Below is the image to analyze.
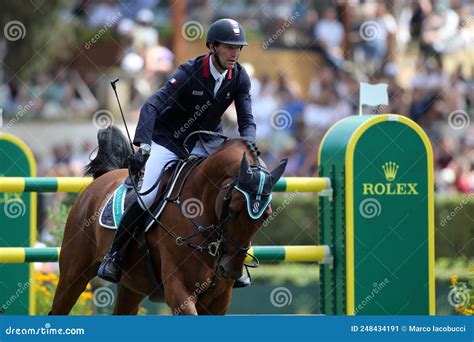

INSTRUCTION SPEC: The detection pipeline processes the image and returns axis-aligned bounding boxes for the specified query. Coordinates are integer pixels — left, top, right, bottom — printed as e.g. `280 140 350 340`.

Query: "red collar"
202 54 233 79
202 54 211 78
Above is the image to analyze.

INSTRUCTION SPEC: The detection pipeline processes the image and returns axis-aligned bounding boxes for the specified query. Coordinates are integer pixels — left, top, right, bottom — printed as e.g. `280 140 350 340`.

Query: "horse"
50 126 287 315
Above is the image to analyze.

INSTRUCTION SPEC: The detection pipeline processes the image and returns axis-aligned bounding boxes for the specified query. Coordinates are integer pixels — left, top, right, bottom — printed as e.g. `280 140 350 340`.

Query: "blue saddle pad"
99 184 128 229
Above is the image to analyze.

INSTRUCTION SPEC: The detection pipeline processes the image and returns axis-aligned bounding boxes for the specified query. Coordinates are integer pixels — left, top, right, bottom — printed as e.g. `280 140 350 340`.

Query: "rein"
134 156 259 265
127 135 261 284
168 173 259 269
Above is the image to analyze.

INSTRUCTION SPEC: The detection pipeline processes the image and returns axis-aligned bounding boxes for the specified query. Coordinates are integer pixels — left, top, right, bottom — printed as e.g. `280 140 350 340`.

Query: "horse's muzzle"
217 254 243 280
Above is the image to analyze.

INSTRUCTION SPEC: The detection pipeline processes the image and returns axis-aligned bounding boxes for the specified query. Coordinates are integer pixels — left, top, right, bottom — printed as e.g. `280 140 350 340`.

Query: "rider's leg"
137 143 179 210
97 200 147 283
98 143 178 283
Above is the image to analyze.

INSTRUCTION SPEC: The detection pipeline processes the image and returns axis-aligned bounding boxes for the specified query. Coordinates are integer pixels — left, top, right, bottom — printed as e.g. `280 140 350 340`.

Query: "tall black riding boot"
97 200 147 283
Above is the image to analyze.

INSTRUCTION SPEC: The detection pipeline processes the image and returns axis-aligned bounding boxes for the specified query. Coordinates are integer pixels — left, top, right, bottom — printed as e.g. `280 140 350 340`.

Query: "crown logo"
382 162 399 181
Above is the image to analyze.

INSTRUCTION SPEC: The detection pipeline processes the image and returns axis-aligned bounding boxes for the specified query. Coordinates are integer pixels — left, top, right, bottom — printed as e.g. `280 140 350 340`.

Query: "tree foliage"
1 1 78 80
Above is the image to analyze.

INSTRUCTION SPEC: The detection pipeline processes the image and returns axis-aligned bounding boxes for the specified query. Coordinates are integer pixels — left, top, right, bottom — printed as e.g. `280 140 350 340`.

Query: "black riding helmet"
206 19 247 70
206 18 248 48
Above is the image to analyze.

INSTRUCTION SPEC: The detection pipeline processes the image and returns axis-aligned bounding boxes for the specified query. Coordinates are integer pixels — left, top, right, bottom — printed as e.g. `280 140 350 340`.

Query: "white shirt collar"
209 54 227 81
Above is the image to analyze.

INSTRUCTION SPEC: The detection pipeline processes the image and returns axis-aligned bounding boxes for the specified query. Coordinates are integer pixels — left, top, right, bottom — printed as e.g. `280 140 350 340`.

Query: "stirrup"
98 251 123 283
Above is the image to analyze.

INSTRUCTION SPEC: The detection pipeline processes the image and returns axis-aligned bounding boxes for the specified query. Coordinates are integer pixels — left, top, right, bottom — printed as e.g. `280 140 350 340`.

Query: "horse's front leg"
163 278 198 315
160 262 196 315
196 279 234 315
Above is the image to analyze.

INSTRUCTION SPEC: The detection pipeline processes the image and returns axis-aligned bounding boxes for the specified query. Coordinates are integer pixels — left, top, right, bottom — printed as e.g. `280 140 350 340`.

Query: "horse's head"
216 150 287 280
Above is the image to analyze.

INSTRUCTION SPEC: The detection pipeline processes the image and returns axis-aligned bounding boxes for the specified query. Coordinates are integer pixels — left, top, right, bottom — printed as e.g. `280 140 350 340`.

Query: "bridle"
140 136 266 281
170 169 262 270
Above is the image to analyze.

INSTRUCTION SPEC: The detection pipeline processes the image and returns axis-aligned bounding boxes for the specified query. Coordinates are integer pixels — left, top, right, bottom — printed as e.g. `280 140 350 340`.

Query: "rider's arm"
234 67 256 142
133 68 187 147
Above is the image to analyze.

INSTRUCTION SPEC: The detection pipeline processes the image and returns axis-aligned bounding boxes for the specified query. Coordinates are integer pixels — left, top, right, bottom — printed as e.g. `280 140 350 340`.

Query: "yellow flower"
450 275 458 285
35 273 48 282
46 273 57 282
81 292 93 300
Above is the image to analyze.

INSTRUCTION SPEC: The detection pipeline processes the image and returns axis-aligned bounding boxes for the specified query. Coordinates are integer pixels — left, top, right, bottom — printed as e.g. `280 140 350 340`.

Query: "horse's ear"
239 152 250 180
270 158 288 183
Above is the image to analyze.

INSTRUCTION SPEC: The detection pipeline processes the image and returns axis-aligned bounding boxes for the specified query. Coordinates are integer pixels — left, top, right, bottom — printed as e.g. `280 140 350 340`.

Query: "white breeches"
138 139 217 209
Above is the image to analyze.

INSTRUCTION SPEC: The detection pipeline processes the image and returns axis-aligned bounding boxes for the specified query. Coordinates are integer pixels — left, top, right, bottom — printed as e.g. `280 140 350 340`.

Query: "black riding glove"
128 149 149 175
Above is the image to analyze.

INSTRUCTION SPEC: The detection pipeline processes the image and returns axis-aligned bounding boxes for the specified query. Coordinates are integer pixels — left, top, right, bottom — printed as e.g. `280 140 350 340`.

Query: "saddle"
99 155 205 230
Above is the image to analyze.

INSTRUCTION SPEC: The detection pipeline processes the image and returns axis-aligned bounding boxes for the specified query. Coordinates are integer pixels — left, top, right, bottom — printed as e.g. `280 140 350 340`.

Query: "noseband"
145 137 265 281
150 164 262 278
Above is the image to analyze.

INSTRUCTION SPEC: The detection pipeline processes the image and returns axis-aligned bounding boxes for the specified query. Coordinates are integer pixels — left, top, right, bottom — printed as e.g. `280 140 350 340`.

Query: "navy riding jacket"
133 53 256 158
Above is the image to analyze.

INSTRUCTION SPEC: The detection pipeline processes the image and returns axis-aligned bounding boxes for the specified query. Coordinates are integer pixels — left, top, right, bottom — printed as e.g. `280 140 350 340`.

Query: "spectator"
87 0 122 27
358 3 397 72
381 63 407 114
251 73 278 142
419 0 460 67
132 8 159 50
314 7 344 60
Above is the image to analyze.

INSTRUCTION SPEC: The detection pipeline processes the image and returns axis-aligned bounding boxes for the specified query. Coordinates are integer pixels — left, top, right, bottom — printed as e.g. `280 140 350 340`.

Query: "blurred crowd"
1 0 472 194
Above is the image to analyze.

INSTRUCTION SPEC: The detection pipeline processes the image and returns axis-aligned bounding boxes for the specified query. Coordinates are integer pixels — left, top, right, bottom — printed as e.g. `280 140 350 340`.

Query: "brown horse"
50 126 287 315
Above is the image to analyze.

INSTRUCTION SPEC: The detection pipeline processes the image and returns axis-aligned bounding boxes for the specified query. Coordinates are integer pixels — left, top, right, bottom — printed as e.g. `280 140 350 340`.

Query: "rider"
98 19 256 287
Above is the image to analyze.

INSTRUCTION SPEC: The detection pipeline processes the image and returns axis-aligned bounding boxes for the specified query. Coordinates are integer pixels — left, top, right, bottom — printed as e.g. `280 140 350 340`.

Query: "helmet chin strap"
211 46 227 71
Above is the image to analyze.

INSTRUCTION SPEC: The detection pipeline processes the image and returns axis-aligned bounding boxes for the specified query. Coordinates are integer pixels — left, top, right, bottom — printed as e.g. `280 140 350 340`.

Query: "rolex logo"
382 162 399 181
363 161 418 196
